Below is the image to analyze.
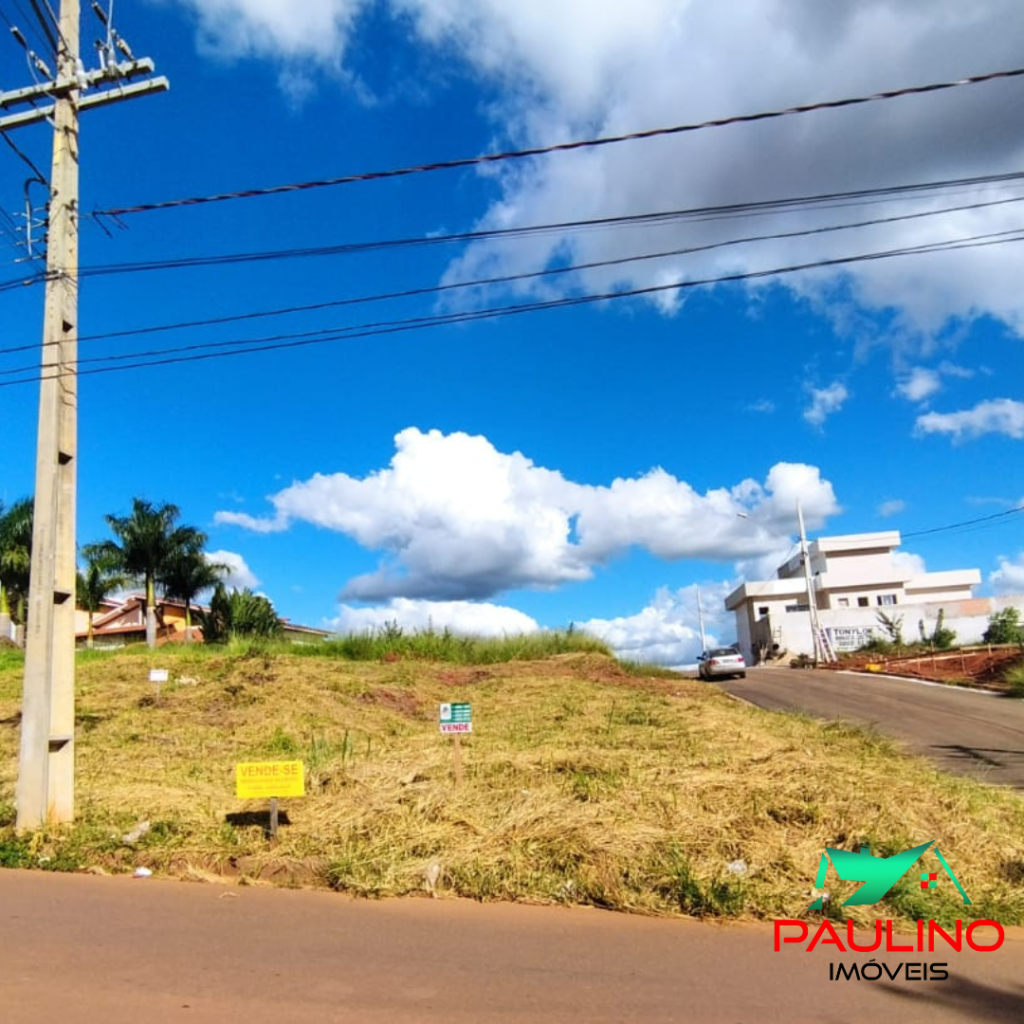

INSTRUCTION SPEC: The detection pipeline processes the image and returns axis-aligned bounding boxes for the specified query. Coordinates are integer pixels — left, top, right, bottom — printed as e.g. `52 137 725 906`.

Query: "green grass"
287 626 612 664
1004 660 1024 698
55 627 613 667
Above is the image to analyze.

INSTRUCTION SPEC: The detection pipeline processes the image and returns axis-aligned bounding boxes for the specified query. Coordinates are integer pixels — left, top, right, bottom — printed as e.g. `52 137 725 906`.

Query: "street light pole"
796 499 824 665
737 502 826 665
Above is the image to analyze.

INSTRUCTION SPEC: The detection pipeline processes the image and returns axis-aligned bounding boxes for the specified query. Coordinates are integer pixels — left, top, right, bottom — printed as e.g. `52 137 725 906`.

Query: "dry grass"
1 647 1022 925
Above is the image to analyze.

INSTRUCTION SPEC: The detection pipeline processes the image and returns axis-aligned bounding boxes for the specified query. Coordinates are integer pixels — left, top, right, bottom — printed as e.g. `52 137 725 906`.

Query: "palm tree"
200 584 282 643
75 552 128 649
160 547 228 642
84 498 205 650
0 497 34 644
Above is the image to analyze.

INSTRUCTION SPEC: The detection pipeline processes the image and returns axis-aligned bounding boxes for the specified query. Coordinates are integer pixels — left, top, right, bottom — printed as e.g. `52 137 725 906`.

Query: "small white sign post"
149 668 168 699
439 702 472 783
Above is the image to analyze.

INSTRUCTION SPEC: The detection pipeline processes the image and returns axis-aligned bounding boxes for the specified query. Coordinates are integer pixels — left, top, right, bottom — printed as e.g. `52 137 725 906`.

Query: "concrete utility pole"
796 499 824 665
4 0 168 830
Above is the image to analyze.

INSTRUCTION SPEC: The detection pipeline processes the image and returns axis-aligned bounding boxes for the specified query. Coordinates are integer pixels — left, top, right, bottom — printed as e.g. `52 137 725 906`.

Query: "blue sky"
2 0 1023 664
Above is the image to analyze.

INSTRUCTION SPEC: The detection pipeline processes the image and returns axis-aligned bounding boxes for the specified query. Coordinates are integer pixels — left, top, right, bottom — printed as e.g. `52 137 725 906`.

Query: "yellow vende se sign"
235 760 305 799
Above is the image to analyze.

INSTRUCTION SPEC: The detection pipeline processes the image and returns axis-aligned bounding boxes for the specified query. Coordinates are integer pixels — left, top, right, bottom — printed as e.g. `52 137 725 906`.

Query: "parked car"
697 647 746 680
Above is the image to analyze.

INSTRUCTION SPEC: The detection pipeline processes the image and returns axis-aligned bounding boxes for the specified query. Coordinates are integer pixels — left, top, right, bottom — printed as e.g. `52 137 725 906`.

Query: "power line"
3 226 1022 388
3 3 52 57
8 164 1024 299
3 175 1022 358
902 505 1024 539
70 189 1024 283
4 190 1019 362
26 0 58 55
92 65 1024 219
1 129 48 181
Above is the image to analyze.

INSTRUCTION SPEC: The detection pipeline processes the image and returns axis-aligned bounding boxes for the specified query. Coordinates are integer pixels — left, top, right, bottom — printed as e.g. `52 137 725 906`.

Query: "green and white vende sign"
439 702 472 734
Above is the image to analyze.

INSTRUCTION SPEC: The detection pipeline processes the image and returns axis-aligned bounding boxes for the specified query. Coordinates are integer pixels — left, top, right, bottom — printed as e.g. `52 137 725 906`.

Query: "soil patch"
840 647 1022 691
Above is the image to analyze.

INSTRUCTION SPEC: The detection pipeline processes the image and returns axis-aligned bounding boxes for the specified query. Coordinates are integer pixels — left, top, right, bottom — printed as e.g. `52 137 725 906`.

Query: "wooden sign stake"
269 797 279 839
452 735 463 784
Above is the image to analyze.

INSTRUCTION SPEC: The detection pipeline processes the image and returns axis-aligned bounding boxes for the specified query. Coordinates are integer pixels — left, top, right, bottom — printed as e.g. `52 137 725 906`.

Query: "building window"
758 606 769 617
785 604 810 613
837 598 849 607
877 594 897 606
857 597 869 607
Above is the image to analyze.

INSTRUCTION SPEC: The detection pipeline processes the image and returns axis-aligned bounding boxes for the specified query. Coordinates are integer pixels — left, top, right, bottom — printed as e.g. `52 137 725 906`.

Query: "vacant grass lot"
1 643 1022 926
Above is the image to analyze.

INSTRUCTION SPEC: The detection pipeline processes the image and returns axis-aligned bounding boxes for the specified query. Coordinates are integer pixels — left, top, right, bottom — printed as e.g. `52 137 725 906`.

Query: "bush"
984 608 1024 647
200 585 282 642
1004 661 1024 698
854 637 894 656
919 609 956 650
875 610 904 646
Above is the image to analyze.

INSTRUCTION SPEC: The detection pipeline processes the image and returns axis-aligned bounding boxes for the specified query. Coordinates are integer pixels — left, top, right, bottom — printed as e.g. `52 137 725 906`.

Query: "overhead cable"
2 227 1022 388
902 505 1024 539
2 179 1022 358
92 66 1024 218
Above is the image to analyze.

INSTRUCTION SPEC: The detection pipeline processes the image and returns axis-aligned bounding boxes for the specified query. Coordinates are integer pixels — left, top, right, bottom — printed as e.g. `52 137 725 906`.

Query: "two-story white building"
724 530 1000 663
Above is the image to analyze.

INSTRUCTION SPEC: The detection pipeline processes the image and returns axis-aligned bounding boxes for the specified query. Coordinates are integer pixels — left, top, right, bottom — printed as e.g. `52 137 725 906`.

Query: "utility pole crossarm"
0 58 158 111
0 77 169 132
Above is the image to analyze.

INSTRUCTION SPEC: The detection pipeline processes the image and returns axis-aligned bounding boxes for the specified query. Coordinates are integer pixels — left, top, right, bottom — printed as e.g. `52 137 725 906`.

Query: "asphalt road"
1 870 1022 1023
713 667 1024 790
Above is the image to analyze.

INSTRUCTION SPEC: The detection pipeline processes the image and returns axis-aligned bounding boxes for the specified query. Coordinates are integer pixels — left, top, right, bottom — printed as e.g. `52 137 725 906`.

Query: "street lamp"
736 502 828 665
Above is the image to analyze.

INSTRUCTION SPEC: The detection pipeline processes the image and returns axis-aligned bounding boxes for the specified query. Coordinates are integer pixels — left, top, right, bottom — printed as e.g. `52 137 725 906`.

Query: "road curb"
834 669 1004 696
725 692 760 710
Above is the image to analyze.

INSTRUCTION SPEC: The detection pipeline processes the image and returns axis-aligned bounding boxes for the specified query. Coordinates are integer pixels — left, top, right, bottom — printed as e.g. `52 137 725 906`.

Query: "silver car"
697 647 746 680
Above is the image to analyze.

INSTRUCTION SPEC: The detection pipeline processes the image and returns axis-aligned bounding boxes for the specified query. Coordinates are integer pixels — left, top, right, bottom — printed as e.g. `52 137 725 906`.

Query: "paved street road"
1 870 1022 1023
714 667 1024 790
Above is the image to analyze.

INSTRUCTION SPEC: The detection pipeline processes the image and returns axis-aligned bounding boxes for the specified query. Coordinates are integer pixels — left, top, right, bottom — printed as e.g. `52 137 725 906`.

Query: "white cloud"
175 1 1024 342
206 549 260 590
803 382 849 427
401 0 1024 342
915 398 1024 441
878 499 906 517
990 553 1024 594
579 583 735 667
747 399 776 414
216 427 841 601
896 363 977 403
892 550 927 577
897 368 942 403
938 362 975 381
330 597 540 635
175 0 369 63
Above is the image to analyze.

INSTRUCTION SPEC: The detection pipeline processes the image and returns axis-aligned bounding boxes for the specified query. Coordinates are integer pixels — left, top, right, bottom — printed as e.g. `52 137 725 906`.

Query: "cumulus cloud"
330 597 540 635
990 553 1024 594
877 499 906 517
896 363 977 403
174 0 369 63
897 368 942 403
171 0 371 99
915 398 1024 441
216 427 840 601
892 550 927 577
804 383 849 427
206 550 260 590
176 1 1024 343
579 583 735 667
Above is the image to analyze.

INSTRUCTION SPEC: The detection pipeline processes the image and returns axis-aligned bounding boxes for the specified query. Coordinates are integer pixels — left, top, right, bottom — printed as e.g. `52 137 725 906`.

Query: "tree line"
0 496 281 649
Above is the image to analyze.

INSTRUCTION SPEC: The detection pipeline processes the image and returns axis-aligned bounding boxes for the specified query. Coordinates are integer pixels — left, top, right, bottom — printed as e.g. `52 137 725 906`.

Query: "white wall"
751 595 1024 660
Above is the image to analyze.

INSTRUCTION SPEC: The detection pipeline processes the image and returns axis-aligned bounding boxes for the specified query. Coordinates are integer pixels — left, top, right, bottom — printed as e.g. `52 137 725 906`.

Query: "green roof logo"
808 840 971 909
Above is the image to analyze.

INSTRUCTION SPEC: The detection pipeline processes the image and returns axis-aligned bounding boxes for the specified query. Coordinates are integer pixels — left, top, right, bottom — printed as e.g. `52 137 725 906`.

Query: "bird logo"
808 841 971 909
